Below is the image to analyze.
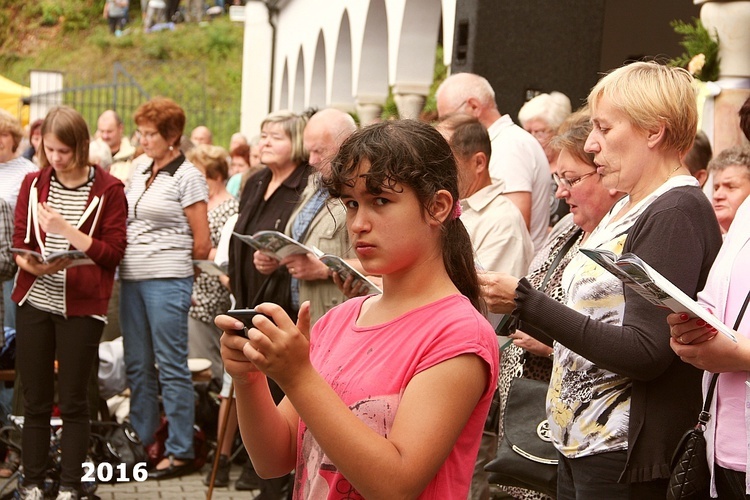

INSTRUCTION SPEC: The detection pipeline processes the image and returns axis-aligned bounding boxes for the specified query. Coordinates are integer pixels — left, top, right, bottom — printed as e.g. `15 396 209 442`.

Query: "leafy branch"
669 18 720 82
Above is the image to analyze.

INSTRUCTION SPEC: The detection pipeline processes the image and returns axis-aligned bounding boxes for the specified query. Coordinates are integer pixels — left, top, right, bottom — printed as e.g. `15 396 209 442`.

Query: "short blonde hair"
186 144 230 181
260 110 308 165
0 109 24 152
588 62 697 154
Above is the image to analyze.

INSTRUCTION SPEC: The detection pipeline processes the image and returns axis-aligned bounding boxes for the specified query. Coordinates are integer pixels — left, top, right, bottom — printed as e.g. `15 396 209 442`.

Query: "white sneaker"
16 485 43 500
57 488 78 500
55 487 79 500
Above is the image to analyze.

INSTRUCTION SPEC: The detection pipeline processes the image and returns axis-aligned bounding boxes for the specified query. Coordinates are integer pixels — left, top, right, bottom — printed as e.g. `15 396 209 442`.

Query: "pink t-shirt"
293 294 499 499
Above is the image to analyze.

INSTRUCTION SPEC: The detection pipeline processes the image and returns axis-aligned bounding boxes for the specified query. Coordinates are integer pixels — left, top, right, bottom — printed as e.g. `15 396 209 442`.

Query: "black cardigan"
514 186 723 483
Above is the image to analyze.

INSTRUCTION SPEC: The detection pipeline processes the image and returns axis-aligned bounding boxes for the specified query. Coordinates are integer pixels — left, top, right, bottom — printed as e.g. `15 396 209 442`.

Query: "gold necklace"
666 165 682 181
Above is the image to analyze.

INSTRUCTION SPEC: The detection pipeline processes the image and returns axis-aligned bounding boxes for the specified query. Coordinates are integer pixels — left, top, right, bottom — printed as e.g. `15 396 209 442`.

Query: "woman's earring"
169 145 174 151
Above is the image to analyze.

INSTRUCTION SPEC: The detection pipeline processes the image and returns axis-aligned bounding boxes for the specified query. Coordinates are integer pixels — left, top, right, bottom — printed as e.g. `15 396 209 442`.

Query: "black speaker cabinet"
452 0 605 119
451 0 700 119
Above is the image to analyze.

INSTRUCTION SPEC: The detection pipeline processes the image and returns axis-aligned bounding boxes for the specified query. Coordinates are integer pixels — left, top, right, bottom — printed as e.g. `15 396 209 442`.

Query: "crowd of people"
0 60 749 500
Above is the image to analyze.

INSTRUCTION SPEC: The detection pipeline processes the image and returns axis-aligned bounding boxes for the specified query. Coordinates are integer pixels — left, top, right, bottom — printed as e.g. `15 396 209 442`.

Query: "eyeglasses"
450 100 468 115
528 128 554 140
553 171 597 189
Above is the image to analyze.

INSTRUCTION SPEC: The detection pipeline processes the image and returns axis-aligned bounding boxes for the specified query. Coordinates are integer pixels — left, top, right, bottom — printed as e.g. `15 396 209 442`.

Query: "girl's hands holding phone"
217 301 315 389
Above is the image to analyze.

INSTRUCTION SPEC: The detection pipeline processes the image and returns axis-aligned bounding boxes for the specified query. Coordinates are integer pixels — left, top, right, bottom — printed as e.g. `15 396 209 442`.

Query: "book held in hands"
580 248 737 343
233 230 382 294
10 248 94 267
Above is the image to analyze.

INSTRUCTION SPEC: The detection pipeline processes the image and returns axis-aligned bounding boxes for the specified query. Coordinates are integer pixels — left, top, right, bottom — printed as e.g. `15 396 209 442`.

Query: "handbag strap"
538 228 583 292
700 289 750 425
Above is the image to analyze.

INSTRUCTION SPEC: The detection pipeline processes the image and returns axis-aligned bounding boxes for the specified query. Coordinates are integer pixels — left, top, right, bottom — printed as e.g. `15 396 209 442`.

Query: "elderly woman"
185 144 238 383
0 109 37 332
480 62 723 498
518 92 573 227
708 145 750 234
518 91 572 169
227 110 310 496
119 97 211 480
0 110 37 211
491 107 622 500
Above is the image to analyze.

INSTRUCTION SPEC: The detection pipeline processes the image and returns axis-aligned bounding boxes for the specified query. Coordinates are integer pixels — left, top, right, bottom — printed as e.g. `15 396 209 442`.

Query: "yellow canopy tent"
0 74 30 127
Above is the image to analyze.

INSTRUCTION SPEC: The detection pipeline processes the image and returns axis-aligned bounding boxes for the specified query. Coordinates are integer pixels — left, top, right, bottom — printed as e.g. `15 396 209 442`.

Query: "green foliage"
143 36 171 60
63 7 91 33
40 2 64 27
205 23 238 59
669 18 720 82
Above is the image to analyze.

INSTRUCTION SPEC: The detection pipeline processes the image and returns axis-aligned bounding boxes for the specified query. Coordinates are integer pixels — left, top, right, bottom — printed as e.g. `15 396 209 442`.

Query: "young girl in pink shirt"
216 119 499 499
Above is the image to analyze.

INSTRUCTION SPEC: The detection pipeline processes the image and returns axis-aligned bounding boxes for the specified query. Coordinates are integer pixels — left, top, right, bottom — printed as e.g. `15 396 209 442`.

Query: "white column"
392 83 430 120
240 1 274 137
698 0 750 153
355 95 385 126
700 1 750 79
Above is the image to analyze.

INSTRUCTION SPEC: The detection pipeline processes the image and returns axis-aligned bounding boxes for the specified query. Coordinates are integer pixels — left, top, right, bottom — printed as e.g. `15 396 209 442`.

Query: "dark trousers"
715 465 749 499
557 450 668 500
16 303 102 489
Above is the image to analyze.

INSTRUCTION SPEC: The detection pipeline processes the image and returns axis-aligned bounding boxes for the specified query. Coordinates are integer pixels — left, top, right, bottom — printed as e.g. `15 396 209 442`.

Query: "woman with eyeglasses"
480 62 723 498
487 107 622 500
519 92 573 228
119 97 211 480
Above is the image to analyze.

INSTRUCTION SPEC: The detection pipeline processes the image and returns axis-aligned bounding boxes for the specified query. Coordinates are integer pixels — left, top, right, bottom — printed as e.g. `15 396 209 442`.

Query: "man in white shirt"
438 114 533 277
437 72 550 251
97 110 136 189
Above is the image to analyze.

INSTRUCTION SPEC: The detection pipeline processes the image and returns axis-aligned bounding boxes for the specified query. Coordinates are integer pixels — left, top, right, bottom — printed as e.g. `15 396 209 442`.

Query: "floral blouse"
189 197 239 323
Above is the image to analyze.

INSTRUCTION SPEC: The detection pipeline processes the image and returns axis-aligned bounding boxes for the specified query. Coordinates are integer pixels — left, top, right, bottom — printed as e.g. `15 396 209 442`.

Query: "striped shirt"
120 154 208 280
0 156 38 210
27 169 94 317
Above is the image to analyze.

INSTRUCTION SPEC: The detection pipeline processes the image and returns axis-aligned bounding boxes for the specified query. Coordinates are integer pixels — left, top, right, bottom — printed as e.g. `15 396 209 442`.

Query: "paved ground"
95 462 259 500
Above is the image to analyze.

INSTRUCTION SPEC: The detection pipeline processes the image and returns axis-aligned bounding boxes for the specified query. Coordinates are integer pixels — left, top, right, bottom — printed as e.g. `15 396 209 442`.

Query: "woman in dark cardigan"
479 62 723 499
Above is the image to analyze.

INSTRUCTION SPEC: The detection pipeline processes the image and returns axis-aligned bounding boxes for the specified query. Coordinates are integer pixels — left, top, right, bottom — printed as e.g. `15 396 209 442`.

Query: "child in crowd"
12 106 127 500
216 119 499 498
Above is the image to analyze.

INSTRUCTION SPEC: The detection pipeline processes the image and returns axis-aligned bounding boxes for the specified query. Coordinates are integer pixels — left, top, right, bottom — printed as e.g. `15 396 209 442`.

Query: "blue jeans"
120 278 195 459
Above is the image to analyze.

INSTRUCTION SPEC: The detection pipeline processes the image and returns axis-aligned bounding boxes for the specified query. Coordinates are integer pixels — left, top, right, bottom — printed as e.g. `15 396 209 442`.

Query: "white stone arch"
391 0 442 86
293 47 305 112
355 0 389 105
309 31 327 110
330 9 354 111
279 59 290 112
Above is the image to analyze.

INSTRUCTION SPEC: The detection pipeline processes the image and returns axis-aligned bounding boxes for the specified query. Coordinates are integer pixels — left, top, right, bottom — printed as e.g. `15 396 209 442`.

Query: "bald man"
190 125 213 146
303 107 357 174
97 109 136 189
437 73 550 252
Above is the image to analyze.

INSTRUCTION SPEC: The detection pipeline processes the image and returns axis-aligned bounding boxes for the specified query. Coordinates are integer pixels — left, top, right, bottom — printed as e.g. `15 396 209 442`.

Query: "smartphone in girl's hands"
225 309 273 337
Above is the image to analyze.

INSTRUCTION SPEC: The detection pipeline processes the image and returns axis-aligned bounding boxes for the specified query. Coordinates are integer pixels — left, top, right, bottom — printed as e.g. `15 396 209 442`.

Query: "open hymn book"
580 248 737 343
10 248 94 267
233 230 382 294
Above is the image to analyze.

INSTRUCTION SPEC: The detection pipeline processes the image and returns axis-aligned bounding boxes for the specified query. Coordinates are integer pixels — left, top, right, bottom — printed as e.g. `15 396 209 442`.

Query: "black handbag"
91 421 149 482
485 377 558 498
666 374 717 500
666 289 750 500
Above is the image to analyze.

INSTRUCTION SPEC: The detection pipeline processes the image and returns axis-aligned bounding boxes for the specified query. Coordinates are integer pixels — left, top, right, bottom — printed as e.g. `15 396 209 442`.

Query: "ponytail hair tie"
452 200 462 220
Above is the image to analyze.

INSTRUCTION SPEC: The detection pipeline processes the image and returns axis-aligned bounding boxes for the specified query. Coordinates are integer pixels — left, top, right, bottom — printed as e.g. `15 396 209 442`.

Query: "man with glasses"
436 73 550 253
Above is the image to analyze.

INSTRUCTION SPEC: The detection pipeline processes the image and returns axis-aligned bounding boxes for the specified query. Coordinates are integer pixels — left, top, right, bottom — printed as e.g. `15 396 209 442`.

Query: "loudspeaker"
452 0 606 119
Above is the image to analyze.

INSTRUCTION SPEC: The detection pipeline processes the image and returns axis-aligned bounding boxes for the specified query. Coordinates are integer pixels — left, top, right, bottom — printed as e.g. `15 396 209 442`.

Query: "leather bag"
667 289 750 500
485 377 558 498
90 421 149 482
666 374 717 500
